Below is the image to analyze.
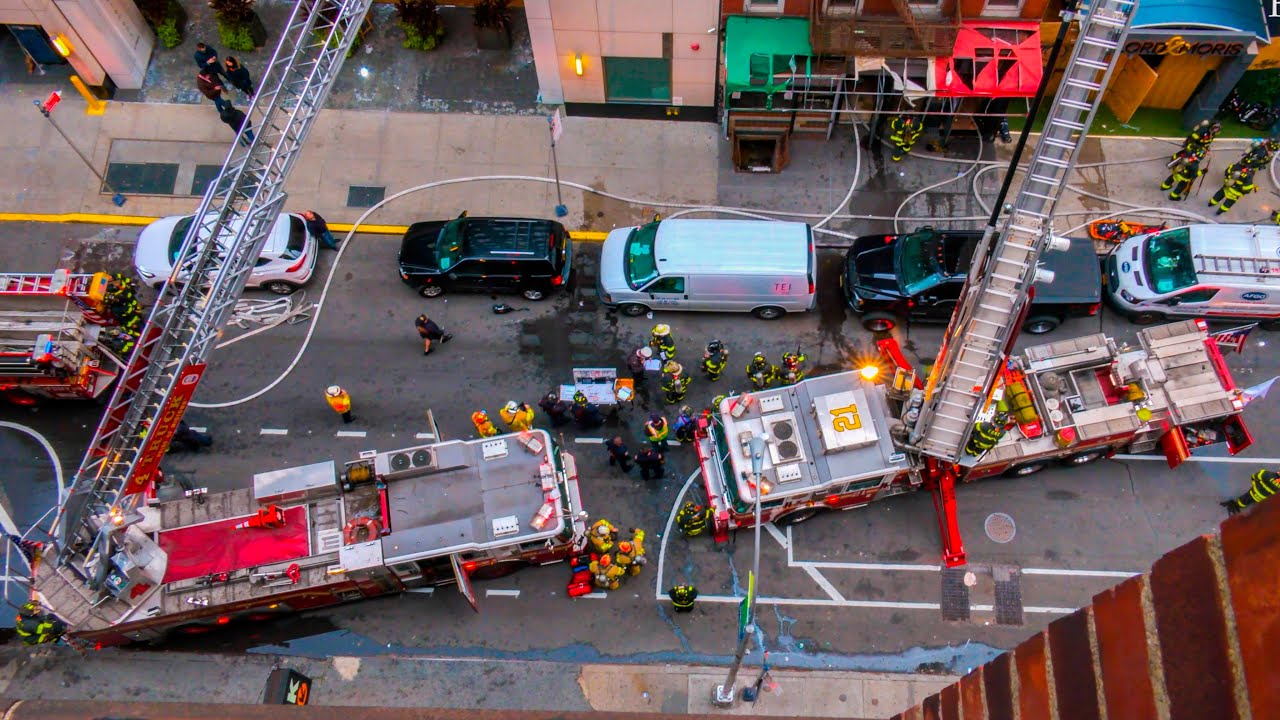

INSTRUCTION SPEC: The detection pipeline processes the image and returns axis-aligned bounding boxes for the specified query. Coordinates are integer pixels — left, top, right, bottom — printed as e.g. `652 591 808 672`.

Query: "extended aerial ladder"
904 0 1136 564
43 0 373 614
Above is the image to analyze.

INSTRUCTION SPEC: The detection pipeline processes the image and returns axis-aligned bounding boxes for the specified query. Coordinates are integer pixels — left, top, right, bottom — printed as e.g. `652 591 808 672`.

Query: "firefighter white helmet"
639 347 653 359
326 385 343 397
504 400 519 413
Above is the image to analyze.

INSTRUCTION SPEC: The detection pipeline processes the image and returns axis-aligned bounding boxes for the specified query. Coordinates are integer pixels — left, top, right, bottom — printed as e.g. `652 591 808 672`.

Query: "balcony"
810 1 961 58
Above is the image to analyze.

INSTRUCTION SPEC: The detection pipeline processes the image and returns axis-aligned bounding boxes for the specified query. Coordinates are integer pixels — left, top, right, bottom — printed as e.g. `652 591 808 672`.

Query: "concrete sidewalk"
0 646 955 718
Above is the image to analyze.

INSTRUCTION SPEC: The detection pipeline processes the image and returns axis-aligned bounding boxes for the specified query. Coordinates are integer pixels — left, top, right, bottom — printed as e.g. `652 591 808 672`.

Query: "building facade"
525 0 720 120
1 0 152 91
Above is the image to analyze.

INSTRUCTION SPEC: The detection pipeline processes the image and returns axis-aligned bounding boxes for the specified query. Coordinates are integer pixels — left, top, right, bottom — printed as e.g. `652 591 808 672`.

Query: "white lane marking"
260 428 289 436
415 432 436 440
0 575 30 583
1022 606 1078 615
800 564 846 602
803 561 942 572
792 559 1137 578
406 587 435 594
582 592 608 599
0 421 65 504
674 594 1075 614
335 430 367 438
188 426 208 433
486 589 520 597
1022 568 1138 578
1113 454 1279 464
763 522 789 550
574 437 605 444
653 468 702 601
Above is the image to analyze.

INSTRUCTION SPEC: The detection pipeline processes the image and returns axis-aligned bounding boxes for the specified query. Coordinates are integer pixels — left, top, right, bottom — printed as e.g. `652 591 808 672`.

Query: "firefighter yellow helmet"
664 361 682 375
652 324 671 337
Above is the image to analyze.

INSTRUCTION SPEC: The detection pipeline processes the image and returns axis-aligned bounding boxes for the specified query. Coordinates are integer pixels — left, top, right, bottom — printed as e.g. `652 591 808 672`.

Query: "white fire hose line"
0 422 66 576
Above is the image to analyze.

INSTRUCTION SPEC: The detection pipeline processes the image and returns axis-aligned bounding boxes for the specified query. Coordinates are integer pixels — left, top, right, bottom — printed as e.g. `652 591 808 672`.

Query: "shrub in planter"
210 0 267 51
473 0 512 51
135 0 186 49
316 6 374 59
396 0 446 52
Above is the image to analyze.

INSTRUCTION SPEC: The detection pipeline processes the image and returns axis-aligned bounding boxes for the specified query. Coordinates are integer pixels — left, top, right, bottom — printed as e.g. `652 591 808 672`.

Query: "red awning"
935 22 1042 98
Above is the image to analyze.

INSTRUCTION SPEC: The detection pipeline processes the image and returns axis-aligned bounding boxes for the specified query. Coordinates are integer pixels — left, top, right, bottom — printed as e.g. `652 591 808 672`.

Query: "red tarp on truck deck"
158 506 310 583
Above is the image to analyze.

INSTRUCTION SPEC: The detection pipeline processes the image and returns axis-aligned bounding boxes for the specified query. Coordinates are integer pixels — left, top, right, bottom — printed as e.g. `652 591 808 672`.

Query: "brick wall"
892 496 1280 720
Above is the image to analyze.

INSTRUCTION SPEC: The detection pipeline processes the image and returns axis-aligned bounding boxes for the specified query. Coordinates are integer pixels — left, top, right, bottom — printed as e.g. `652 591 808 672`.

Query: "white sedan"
133 212 316 295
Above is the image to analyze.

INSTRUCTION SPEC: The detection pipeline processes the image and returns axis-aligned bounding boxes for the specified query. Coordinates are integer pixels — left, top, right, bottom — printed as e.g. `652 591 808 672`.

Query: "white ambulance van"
1105 224 1280 329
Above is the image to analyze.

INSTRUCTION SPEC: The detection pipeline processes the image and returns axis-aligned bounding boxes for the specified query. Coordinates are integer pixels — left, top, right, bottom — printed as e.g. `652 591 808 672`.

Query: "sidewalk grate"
191 165 223 197
347 185 386 208
104 162 179 195
940 567 971 622
992 565 1024 626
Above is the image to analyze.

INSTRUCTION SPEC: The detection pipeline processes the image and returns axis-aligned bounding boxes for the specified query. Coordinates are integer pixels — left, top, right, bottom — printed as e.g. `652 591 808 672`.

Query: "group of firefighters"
585 519 647 590
628 325 810 403
1161 120 1279 216
98 273 146 358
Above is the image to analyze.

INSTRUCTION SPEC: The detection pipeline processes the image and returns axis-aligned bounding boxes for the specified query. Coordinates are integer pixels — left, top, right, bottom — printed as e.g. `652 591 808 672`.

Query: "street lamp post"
713 433 766 707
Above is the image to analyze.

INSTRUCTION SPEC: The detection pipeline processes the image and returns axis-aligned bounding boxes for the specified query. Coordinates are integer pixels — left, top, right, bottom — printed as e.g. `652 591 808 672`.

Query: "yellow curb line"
0 213 611 241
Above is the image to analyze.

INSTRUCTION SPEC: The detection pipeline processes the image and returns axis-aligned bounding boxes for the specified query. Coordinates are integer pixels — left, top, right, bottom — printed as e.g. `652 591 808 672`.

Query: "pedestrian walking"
196 69 230 113
223 56 255 97
415 313 452 355
499 401 535 432
676 501 712 537
193 42 222 77
606 436 633 473
471 410 499 437
1209 167 1256 215
539 392 571 427
636 447 665 481
1221 468 1279 515
325 385 354 424
303 210 339 250
218 105 255 147
668 584 698 612
889 114 923 162
644 412 670 452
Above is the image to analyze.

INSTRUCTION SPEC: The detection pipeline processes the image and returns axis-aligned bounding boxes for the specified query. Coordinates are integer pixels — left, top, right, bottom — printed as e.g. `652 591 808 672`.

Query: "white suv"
134 212 316 295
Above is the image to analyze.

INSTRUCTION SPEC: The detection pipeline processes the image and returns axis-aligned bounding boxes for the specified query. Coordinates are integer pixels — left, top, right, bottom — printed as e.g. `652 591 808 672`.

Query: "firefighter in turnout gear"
662 361 691 404
668 584 698 612
14 602 66 646
589 518 619 554
471 410 499 437
1209 167 1256 215
889 115 922 162
780 350 807 385
1171 119 1220 163
1220 468 1280 514
676 500 711 537
628 528 647 575
1161 146 1206 201
499 401 535 432
650 324 676 361
702 340 728 381
589 554 625 590
747 353 776 390
965 413 1011 456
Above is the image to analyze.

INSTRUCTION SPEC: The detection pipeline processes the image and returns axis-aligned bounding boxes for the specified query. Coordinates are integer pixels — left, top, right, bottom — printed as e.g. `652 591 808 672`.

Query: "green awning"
724 15 813 95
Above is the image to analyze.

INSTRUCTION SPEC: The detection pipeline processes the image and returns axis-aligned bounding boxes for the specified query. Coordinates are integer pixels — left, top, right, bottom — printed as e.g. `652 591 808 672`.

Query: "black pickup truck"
842 227 1102 334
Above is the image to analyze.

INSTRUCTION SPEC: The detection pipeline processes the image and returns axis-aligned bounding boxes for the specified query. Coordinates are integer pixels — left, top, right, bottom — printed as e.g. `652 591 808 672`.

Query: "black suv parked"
398 214 572 300
843 226 1102 334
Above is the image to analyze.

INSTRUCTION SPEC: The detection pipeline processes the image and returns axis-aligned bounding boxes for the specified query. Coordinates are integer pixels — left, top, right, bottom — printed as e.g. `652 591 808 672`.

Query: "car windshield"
167 216 196 264
1143 227 1196 294
624 223 660 290
437 222 464 271
894 230 944 295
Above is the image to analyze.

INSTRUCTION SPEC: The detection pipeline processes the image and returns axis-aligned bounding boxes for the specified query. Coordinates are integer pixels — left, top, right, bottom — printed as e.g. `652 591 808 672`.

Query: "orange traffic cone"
233 505 286 530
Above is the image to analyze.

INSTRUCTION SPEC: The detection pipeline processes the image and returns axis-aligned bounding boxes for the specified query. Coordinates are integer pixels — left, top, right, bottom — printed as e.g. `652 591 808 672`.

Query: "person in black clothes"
539 392 571 427
218 106 255 147
303 210 338 250
193 42 222 77
223 56 255 97
636 447 665 481
606 436 633 473
415 313 452 355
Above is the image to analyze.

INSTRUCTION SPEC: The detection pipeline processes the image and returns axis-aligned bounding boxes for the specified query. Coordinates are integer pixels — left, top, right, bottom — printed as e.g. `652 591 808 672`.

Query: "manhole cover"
985 513 1016 543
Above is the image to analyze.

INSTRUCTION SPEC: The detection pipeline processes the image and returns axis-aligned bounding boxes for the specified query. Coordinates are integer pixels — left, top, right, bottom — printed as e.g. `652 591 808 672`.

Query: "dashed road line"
259 428 288 436
670 594 1075 615
486 589 520 598
574 437 605 444
1022 568 1137 578
1113 454 1279 464
414 432 436 440
335 430 367 438
406 587 435 594
188 426 208 433
581 592 608 599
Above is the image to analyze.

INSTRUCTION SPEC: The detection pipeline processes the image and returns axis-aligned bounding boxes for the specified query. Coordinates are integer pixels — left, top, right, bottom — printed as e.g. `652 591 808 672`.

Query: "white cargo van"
1105 224 1280 329
596 219 816 320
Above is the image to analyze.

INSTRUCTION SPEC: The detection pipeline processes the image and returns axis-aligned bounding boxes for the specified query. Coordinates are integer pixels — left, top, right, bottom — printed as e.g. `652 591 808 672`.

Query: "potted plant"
209 0 268 52
395 0 446 52
134 0 187 49
473 0 512 51
316 5 374 59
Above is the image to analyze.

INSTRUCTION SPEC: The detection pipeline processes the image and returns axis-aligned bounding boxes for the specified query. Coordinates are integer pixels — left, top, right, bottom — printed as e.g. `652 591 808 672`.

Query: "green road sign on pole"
737 572 755 640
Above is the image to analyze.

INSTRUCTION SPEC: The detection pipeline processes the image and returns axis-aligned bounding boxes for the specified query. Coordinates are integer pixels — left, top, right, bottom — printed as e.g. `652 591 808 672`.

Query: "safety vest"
646 419 669 442
326 391 351 413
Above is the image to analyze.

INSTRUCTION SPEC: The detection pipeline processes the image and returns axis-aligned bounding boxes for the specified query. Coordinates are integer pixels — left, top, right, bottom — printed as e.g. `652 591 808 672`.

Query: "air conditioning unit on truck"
693 320 1250 558
0 270 128 402
34 430 586 647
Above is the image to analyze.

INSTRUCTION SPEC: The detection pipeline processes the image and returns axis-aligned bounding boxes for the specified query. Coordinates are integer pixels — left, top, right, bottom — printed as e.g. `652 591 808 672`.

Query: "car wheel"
774 508 821 526
861 312 897 333
1129 311 1166 326
620 303 649 317
1005 461 1048 478
264 281 298 296
522 289 546 301
1060 449 1106 466
468 560 529 580
1023 315 1062 335
753 306 785 320
419 285 445 298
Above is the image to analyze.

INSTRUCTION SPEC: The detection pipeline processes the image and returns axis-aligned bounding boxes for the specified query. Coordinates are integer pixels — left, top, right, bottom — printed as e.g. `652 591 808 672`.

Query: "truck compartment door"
1222 416 1253 455
450 554 479 612
1161 428 1190 469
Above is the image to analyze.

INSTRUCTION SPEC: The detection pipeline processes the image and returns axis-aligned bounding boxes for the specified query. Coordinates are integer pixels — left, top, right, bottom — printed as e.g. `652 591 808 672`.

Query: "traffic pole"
34 94 125 207
713 434 766 707
548 113 567 218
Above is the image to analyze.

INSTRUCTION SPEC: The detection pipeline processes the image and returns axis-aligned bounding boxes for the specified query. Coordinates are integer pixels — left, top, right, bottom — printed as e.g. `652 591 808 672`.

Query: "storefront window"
603 57 672 104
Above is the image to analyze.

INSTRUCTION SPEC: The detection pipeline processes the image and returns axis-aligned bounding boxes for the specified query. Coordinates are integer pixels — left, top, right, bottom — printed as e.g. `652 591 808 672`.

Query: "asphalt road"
1 218 1277 675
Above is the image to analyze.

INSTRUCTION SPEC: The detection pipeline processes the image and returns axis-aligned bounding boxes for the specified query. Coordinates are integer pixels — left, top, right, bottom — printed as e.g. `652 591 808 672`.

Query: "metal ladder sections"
1194 253 1280 278
910 0 1136 463
0 271 95 296
53 0 374 586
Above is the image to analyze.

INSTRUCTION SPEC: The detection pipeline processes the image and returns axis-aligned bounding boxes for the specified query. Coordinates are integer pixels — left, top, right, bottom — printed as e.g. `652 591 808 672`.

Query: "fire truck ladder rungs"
0 271 94 297
1193 253 1280 278
51 0 374 594
911 0 1135 464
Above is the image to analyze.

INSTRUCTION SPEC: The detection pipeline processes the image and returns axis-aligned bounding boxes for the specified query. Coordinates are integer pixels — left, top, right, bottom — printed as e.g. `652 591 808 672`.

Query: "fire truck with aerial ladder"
694 0 1252 565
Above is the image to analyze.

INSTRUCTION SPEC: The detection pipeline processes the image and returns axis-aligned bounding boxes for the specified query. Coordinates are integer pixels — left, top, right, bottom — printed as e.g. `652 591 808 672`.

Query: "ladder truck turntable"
696 0 1252 563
